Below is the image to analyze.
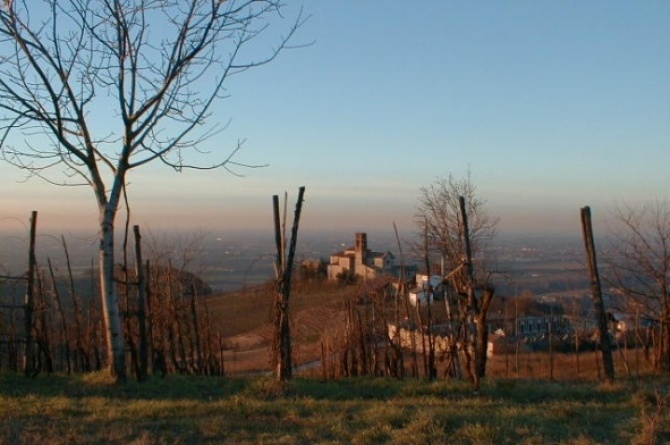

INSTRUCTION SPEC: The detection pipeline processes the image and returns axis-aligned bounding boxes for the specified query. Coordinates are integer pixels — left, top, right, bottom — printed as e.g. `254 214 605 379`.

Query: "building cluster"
319 231 650 357
326 232 401 282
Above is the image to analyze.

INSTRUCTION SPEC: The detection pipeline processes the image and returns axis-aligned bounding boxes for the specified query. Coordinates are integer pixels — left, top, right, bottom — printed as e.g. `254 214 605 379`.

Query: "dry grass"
486 348 657 381
2 372 669 445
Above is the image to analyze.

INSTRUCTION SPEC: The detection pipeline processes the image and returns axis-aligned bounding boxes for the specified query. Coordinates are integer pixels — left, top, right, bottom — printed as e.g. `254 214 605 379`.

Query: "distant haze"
1 174 613 239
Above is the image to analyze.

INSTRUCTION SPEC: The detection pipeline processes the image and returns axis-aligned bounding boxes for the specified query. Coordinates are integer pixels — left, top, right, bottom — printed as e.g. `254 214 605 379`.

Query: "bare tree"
605 200 670 372
415 172 499 283
415 173 499 385
0 0 303 382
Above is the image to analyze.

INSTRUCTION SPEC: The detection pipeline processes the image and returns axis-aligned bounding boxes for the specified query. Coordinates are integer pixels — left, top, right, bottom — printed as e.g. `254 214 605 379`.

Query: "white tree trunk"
99 203 126 382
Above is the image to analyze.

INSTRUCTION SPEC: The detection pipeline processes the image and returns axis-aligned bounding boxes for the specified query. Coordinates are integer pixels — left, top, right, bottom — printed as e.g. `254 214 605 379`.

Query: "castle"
326 233 397 281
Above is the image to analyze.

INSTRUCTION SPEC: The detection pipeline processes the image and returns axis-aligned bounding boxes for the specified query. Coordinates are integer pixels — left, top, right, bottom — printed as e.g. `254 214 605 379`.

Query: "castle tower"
355 232 367 265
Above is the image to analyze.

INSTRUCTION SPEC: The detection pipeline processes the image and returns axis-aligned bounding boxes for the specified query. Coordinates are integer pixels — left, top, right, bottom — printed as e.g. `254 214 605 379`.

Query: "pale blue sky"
1 1 668 239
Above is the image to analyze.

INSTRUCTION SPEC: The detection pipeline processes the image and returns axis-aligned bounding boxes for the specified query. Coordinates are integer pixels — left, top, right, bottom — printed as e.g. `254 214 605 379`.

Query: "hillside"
206 279 357 374
208 277 659 383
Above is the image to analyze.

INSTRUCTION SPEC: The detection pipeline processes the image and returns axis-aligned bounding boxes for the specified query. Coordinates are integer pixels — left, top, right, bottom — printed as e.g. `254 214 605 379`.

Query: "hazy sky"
1 1 668 239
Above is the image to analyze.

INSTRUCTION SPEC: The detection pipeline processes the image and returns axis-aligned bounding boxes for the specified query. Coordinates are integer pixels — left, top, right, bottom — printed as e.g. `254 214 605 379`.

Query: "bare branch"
0 0 303 188
604 200 670 321
414 170 499 285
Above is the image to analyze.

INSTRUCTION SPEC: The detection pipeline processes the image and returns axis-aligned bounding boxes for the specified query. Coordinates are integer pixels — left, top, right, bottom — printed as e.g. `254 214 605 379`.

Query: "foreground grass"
1 372 669 445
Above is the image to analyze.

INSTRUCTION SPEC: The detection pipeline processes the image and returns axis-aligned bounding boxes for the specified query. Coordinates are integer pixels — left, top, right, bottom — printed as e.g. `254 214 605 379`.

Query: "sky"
1 1 668 241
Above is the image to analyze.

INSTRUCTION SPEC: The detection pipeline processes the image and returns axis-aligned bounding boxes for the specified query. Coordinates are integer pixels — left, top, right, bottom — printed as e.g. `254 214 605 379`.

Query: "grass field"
2 371 669 445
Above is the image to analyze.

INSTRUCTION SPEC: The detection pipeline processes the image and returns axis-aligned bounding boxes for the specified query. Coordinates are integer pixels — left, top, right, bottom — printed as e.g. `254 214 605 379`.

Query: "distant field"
0 228 589 295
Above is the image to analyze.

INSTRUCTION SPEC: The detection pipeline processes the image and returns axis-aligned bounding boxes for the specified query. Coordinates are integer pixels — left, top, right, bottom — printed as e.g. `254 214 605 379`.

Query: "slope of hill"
206 280 356 374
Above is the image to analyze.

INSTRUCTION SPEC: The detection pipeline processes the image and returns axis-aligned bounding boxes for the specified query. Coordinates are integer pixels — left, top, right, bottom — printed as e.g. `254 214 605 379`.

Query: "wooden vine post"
272 187 306 382
580 206 615 384
23 210 38 377
133 225 149 380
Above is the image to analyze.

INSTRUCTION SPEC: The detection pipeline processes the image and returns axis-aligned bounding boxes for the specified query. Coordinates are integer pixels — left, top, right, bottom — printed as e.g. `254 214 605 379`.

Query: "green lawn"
2 372 668 444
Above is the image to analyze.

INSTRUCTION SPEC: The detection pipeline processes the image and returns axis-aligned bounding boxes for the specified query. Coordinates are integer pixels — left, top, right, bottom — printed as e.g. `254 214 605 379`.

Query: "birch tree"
0 0 302 382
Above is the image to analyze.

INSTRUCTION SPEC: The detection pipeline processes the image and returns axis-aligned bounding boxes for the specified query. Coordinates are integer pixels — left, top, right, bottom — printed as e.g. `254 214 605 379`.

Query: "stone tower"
355 232 367 265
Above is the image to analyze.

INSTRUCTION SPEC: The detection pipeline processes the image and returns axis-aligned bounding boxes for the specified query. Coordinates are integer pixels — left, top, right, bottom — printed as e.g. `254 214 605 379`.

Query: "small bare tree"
415 172 499 385
0 0 303 382
415 172 499 279
605 200 670 373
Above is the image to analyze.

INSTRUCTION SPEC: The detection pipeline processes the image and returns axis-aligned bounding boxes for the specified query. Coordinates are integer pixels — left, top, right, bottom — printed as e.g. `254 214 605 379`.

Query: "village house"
327 232 397 282
408 274 443 306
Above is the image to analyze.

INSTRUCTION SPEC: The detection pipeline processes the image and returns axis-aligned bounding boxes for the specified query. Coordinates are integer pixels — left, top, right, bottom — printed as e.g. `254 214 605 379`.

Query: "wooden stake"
23 211 37 377
133 225 148 380
580 206 615 384
273 187 306 382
